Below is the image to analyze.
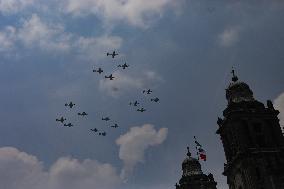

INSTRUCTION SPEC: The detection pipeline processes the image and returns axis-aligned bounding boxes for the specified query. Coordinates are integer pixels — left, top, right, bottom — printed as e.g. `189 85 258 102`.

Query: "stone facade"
217 73 284 189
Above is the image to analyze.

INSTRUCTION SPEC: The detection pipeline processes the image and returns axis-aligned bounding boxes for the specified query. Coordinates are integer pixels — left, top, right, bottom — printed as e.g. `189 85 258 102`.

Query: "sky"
0 0 284 189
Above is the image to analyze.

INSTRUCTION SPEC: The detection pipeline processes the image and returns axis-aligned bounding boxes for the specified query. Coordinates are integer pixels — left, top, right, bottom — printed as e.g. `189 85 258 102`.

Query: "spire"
231 67 238 82
187 146 191 157
226 68 255 104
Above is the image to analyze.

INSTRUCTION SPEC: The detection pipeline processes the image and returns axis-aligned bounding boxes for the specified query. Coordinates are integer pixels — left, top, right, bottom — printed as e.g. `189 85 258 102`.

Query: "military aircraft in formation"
118 62 129 69
91 128 106 136
90 128 98 132
56 50 161 138
93 68 103 74
107 51 118 58
78 112 88 116
65 102 75 108
99 132 107 136
151 97 160 102
102 117 110 121
56 116 66 123
137 108 146 112
64 123 73 127
111 124 119 128
129 101 139 106
143 89 153 94
105 74 115 80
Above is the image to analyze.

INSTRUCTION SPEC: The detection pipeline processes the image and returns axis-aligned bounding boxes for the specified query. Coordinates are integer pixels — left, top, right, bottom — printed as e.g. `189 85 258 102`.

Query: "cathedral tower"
217 70 284 189
175 147 217 189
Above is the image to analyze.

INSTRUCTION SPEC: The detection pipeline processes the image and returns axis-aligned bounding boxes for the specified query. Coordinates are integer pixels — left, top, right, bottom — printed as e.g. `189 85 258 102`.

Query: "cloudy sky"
0 0 284 189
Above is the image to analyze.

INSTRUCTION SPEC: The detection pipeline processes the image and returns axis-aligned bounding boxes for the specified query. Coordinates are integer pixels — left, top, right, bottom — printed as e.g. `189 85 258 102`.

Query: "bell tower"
217 70 284 189
174 147 217 189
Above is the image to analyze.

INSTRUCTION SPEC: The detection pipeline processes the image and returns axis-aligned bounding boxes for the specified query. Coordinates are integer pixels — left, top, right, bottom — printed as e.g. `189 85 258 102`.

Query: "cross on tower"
186 146 191 157
231 67 238 82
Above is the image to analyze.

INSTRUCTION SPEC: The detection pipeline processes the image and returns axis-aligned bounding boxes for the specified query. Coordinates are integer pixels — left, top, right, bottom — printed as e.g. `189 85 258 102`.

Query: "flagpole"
194 136 199 160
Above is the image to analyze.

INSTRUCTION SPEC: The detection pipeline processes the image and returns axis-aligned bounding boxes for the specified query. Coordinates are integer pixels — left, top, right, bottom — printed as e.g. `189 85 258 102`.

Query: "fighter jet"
151 97 160 102
105 74 115 80
93 68 103 74
107 51 118 58
64 123 73 127
99 132 107 136
118 62 129 69
129 101 140 107
102 117 110 121
143 89 153 94
90 128 98 132
111 124 119 128
137 108 146 112
56 116 66 123
78 112 88 116
65 102 75 108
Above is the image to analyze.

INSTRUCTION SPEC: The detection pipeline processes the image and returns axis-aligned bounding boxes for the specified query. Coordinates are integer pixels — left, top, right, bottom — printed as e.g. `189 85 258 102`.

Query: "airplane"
111 124 119 128
151 97 160 102
102 117 110 121
118 63 129 69
143 89 153 94
99 132 107 136
129 101 139 107
105 74 115 80
65 102 75 108
93 68 103 74
64 123 73 127
90 128 98 132
78 112 88 116
137 108 146 112
56 116 66 123
107 51 118 58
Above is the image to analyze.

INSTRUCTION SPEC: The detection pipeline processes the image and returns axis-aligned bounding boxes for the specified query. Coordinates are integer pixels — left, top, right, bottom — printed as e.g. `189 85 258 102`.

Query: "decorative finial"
186 147 191 157
231 67 238 82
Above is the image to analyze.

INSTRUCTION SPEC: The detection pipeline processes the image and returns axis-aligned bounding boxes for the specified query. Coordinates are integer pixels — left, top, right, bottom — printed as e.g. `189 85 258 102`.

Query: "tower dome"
182 147 203 176
225 69 254 104
175 147 217 189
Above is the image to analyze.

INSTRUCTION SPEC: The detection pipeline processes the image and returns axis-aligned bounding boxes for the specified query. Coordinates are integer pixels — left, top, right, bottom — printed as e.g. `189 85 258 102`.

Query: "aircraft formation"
56 50 160 137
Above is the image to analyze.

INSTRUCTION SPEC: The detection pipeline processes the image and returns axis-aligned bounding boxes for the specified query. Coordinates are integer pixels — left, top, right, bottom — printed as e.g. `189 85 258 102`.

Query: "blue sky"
0 1 284 189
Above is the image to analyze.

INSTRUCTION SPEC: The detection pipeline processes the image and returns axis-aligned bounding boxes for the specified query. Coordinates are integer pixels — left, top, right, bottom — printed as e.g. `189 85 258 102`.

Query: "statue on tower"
231 67 239 82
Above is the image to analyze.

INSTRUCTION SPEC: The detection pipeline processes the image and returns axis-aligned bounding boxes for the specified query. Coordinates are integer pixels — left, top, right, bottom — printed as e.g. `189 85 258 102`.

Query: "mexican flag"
194 136 207 161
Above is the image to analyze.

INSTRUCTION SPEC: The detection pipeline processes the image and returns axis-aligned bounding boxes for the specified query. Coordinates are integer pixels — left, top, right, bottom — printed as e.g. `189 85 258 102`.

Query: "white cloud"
0 126 168 188
0 147 47 189
0 0 34 15
0 147 121 189
0 14 123 56
99 70 163 97
0 26 16 52
218 26 241 47
49 157 121 189
62 0 182 28
116 124 168 180
274 92 284 128
18 14 72 52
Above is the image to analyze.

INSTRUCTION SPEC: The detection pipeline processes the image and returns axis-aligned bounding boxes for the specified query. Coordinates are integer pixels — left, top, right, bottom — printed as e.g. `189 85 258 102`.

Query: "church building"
175 70 284 189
